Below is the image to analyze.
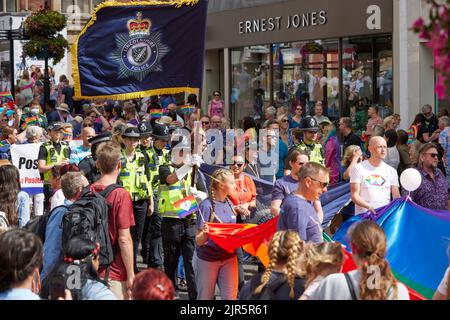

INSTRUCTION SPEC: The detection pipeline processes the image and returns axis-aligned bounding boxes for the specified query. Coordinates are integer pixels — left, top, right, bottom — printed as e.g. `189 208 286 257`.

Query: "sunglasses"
308 176 329 188
424 153 439 158
202 121 210 125
231 162 245 167
281 119 289 123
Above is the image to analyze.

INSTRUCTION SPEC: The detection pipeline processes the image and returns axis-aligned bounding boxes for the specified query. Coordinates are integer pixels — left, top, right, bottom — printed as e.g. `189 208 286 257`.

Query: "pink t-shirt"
208 99 224 117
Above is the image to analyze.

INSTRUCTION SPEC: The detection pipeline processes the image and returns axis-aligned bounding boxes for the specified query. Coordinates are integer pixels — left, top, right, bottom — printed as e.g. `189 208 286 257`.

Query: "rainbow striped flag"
0 91 13 101
150 108 163 119
181 104 195 114
173 194 198 218
21 116 38 130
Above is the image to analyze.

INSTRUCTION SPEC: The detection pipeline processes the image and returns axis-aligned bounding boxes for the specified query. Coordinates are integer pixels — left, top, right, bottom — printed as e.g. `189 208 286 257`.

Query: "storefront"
205 0 394 129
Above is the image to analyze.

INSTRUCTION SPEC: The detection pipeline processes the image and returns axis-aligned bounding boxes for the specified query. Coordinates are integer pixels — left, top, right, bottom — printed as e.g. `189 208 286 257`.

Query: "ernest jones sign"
206 0 393 49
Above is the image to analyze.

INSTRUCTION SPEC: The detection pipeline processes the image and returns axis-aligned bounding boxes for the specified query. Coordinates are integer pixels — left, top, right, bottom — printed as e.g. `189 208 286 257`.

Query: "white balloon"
400 168 422 192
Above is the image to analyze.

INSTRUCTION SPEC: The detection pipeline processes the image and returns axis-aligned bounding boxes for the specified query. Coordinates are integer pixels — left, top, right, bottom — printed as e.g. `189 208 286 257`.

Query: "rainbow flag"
21 116 38 130
0 91 13 101
150 108 163 119
173 194 198 218
333 197 449 299
181 104 195 114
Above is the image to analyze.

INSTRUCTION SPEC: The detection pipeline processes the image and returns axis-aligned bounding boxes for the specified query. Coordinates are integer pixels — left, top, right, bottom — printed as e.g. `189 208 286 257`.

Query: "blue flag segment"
72 0 208 100
333 197 450 299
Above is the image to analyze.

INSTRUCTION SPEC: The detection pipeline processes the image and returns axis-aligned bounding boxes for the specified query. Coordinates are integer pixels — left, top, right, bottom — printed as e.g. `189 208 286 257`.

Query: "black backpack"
24 205 67 243
61 184 121 274
243 274 287 300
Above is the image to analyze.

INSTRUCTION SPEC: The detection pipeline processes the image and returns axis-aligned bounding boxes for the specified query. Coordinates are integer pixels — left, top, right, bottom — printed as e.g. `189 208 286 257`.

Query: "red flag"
206 216 278 265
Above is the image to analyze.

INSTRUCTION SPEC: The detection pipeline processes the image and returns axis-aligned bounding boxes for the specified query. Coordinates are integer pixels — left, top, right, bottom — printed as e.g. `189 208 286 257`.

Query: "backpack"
24 205 66 243
244 274 287 300
61 184 121 275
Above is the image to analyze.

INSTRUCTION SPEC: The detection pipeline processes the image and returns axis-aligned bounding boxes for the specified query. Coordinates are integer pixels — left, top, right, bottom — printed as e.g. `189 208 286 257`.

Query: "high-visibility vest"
43 141 70 182
158 166 195 219
118 149 152 201
295 140 325 165
143 147 170 191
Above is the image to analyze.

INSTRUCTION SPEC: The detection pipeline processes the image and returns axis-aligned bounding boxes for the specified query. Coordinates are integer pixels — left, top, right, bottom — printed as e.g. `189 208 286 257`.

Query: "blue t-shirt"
196 199 237 262
0 288 40 300
277 194 322 243
272 175 299 201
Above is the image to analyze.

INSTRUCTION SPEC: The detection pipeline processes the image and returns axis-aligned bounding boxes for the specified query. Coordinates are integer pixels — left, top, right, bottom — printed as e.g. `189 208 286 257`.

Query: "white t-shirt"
309 270 410 300
437 267 449 296
350 160 399 214
50 189 66 211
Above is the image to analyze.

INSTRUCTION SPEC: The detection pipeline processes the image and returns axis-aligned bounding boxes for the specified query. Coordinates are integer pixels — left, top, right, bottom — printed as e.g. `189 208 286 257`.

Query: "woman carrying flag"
194 168 239 300
158 131 207 300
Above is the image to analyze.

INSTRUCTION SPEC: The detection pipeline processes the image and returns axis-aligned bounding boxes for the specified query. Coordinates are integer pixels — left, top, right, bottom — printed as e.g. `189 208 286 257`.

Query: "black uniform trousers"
130 199 148 273
141 195 164 269
162 217 197 300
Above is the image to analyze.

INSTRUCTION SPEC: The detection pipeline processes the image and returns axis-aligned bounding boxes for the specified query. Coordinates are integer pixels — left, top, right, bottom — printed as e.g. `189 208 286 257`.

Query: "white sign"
11 143 43 195
366 5 381 30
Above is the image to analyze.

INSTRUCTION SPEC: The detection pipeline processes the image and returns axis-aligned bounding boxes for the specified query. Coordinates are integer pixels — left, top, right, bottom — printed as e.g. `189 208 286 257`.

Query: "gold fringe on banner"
72 0 202 100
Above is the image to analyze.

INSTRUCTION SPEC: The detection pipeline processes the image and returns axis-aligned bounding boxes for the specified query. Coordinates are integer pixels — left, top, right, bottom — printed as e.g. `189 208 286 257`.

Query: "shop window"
1 0 17 12
273 39 339 121
230 45 270 126
342 35 392 135
62 0 91 14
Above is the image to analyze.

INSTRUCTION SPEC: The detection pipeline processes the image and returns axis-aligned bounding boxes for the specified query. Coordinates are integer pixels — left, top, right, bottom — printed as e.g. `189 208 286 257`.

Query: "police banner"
72 0 208 100
10 144 43 195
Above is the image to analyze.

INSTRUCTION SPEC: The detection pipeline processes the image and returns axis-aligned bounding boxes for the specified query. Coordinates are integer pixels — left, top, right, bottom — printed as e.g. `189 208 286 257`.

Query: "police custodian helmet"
300 116 319 132
151 123 170 142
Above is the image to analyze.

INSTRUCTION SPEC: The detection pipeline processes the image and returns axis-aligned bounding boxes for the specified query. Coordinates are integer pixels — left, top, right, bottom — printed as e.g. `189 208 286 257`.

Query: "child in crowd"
239 230 306 300
299 242 345 300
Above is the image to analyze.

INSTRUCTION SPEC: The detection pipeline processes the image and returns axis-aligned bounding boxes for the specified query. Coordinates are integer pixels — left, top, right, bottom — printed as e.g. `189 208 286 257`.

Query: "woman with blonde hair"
278 114 294 147
194 168 239 300
239 230 306 300
383 116 396 131
342 145 363 181
299 242 345 300
310 220 409 300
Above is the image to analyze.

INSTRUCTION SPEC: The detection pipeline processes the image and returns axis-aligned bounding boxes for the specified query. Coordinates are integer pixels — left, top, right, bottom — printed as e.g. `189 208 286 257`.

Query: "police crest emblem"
110 12 169 81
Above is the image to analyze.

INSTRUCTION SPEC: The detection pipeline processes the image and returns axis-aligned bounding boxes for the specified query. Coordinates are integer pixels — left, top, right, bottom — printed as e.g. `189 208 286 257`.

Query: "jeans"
130 199 148 273
162 217 197 300
193 253 238 300
177 256 185 279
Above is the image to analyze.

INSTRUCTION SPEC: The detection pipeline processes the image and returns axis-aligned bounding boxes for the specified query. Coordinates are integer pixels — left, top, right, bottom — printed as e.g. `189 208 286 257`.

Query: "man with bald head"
350 136 400 215
69 126 96 165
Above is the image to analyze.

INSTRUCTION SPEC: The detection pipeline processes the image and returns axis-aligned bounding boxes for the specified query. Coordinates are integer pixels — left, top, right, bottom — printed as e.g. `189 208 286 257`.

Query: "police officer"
119 126 153 273
158 132 207 300
78 132 112 184
37 122 71 211
139 122 169 270
291 116 324 165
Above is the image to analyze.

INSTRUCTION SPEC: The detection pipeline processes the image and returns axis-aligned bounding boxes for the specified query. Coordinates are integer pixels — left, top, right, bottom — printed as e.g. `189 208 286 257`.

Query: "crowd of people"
0 70 448 301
